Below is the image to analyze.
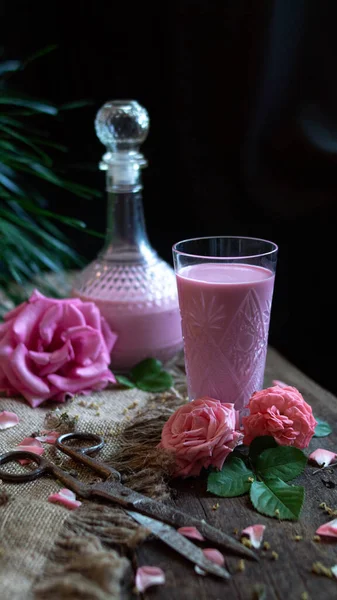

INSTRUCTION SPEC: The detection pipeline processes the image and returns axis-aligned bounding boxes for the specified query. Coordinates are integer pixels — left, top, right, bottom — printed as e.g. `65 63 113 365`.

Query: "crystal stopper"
95 100 149 153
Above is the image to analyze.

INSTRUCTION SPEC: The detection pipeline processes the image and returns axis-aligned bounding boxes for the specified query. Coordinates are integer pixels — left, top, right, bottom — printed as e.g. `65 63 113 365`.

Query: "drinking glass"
173 237 278 413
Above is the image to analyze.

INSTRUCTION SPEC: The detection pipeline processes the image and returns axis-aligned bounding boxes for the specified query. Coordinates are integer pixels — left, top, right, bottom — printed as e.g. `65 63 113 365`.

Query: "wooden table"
135 347 337 599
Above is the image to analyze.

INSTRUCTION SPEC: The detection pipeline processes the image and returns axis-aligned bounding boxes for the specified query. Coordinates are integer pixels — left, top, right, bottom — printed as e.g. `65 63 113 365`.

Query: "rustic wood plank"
134 347 337 599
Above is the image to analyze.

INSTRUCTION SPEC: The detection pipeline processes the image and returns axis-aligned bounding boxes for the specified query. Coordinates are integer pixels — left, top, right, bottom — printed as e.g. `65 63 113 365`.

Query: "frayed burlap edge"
33 389 187 599
34 504 150 600
110 391 187 500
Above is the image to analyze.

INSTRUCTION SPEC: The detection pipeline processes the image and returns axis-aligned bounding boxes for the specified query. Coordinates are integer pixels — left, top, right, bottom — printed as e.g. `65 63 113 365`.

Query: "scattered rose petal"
35 430 59 444
0 411 19 430
48 488 82 510
135 566 165 592
16 437 44 465
331 565 337 579
316 518 337 538
272 380 289 388
309 448 337 467
202 548 225 566
194 565 206 576
241 525 266 549
177 526 205 541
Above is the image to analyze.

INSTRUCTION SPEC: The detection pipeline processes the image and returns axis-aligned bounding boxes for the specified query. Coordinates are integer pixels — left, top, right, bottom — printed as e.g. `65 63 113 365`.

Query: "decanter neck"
102 172 157 264
95 100 156 264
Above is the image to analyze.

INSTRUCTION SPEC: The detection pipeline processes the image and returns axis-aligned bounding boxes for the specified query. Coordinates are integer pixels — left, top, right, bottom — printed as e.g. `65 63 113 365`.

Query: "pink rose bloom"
242 385 317 449
158 397 243 477
0 290 116 408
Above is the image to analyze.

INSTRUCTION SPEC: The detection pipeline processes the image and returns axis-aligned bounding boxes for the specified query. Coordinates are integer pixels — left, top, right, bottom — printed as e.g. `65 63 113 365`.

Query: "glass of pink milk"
173 237 278 414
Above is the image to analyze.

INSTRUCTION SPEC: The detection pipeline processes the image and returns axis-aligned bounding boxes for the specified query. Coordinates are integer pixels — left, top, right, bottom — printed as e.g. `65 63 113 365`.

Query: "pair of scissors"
0 432 257 579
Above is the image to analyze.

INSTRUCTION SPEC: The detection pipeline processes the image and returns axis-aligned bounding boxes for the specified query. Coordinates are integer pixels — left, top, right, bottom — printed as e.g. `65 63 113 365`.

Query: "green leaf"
250 477 304 520
314 419 332 438
0 123 53 165
129 358 173 392
22 44 58 67
135 371 173 393
60 100 93 110
207 456 255 497
256 446 307 482
0 96 58 115
130 358 162 380
0 60 21 76
116 375 135 389
249 436 278 464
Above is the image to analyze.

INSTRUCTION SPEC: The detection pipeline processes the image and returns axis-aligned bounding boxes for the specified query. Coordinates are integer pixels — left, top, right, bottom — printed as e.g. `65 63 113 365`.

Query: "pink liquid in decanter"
74 260 182 371
71 99 182 370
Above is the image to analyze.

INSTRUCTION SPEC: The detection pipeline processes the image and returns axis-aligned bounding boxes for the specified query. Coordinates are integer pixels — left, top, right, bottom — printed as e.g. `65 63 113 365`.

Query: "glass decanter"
72 100 183 371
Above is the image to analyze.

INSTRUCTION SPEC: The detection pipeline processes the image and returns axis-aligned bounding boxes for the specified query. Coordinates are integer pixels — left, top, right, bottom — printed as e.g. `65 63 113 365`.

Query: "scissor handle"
0 451 50 482
56 432 104 455
55 432 121 481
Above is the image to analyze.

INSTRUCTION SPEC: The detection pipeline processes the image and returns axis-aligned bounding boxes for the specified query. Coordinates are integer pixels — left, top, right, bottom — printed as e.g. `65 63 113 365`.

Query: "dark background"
2 1 337 394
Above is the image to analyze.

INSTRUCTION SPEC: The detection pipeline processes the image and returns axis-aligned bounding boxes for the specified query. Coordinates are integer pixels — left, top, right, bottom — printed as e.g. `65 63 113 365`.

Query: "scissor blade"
127 510 230 580
91 480 257 561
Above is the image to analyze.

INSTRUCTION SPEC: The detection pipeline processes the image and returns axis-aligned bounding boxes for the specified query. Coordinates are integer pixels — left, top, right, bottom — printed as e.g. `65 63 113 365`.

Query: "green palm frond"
0 48 99 309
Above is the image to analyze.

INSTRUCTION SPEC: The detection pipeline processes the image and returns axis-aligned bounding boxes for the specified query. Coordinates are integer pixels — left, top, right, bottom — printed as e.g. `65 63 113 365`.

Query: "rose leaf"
207 456 255 498
256 446 307 482
314 419 332 438
248 436 278 464
134 371 173 393
129 358 173 392
250 477 304 520
130 358 162 381
115 375 135 389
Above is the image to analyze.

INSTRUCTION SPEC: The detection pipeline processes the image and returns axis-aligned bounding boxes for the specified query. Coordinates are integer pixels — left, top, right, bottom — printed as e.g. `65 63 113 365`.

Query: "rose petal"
177 526 205 541
135 566 165 593
309 448 337 467
35 430 59 444
272 380 289 388
16 436 44 465
316 518 337 538
194 566 206 576
12 343 50 396
202 548 225 566
0 410 19 430
48 487 82 510
241 525 266 549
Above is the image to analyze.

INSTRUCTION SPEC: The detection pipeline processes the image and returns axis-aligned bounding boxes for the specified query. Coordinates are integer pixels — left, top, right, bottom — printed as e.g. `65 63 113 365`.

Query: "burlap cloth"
0 356 187 600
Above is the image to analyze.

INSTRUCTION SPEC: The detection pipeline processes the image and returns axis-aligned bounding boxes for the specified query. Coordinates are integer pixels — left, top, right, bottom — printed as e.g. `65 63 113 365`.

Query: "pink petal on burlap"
16 436 44 465
48 488 82 510
177 526 205 541
0 410 19 430
272 380 289 389
35 430 59 444
135 566 166 593
309 448 337 467
316 518 337 538
241 524 266 549
202 548 225 566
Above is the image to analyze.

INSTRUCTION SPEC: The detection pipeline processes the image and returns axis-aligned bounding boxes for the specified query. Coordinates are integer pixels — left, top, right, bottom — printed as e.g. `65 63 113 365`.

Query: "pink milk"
176 263 275 411
77 294 183 372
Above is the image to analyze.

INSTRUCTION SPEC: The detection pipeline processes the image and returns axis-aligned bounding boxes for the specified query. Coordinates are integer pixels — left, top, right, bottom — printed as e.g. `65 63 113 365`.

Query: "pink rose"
0 290 116 408
158 397 243 477
242 385 317 449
